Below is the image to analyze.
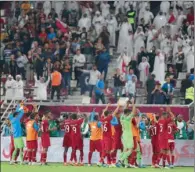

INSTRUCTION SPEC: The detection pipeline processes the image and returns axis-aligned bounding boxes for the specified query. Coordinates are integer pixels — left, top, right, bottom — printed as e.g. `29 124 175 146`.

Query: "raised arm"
101 104 110 117
112 104 120 117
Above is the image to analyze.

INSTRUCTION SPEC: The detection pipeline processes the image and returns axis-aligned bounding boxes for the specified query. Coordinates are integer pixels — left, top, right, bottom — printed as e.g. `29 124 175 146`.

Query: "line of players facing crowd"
9 100 177 168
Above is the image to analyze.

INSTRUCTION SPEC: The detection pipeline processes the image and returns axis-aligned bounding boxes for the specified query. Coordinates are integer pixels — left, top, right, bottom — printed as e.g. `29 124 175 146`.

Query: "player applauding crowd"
8 100 178 169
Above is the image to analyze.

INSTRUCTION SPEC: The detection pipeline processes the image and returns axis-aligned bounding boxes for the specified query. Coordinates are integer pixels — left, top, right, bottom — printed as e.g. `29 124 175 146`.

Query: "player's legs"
41 147 48 165
63 147 69 165
88 140 95 165
169 142 175 167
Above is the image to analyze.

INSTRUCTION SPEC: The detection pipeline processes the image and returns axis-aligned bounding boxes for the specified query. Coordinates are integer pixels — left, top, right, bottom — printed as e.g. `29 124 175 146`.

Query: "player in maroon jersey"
40 111 55 165
111 111 123 166
148 114 160 168
99 104 119 167
70 113 87 165
167 121 179 168
157 107 174 168
61 113 72 165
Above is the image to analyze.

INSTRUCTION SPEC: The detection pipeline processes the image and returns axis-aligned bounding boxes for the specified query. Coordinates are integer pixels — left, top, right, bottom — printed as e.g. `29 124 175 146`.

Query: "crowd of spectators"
0 1 194 105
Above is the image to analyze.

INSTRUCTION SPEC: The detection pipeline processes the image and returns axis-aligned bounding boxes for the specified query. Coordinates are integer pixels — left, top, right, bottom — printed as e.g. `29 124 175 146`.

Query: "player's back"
70 118 83 138
64 119 72 137
41 120 49 134
149 123 159 143
120 114 133 136
113 119 122 137
101 115 112 139
157 118 171 139
167 122 177 140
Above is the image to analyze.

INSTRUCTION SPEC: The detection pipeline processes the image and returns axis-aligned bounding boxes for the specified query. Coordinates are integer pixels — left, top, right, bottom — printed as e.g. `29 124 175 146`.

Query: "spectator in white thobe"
14 75 24 100
34 74 50 100
5 75 16 101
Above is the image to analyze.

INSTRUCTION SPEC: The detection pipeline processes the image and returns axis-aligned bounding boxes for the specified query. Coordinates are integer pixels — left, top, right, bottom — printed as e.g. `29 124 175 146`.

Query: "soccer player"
88 110 102 166
129 109 142 168
118 101 136 168
111 110 123 166
25 112 39 165
167 120 178 168
70 113 87 165
158 107 174 168
149 114 160 168
99 104 119 167
40 111 54 165
62 113 72 165
9 104 25 164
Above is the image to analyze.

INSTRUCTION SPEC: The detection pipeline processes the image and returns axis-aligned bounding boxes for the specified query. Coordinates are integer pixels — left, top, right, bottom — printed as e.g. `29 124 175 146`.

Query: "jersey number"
168 126 172 134
72 126 77 133
160 125 163 132
151 126 157 136
103 124 108 132
65 125 70 133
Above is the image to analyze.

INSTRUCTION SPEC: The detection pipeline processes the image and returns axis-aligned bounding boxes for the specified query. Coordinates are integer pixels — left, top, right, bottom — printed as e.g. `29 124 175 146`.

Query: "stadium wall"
1 137 194 166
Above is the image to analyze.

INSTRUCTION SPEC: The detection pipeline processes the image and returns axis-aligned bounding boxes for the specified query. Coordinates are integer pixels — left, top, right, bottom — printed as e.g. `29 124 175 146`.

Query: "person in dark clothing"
96 48 110 81
99 26 110 50
9 55 17 79
113 68 124 102
175 46 185 77
137 47 148 65
35 48 44 80
180 73 193 97
146 74 156 104
147 46 156 73
165 66 177 87
151 81 166 104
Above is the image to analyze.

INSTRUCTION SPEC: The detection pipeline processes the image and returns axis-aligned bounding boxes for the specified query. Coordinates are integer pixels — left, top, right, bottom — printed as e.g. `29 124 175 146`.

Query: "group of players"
8 100 178 168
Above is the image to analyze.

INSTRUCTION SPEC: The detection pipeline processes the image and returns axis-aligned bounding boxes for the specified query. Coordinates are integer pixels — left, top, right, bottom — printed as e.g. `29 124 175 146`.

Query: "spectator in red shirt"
187 7 194 24
39 28 47 42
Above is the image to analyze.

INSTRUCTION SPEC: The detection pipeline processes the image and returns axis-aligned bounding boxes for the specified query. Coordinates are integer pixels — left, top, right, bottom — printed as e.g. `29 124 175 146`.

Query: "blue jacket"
96 51 110 68
162 83 174 93
8 105 24 138
95 80 104 95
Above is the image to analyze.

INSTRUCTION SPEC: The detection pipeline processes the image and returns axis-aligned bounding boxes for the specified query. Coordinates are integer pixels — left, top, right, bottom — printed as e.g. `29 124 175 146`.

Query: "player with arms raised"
158 107 174 168
99 104 119 167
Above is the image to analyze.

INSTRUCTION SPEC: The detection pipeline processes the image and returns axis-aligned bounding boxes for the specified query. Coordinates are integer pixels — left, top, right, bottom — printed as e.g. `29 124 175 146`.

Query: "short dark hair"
124 109 131 115
104 111 109 117
71 113 77 120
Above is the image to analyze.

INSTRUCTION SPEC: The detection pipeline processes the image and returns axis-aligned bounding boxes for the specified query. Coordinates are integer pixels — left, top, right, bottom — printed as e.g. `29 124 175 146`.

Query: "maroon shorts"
10 136 14 148
112 137 123 150
168 142 175 152
102 138 112 152
62 135 72 148
72 138 83 150
41 134 51 148
90 139 102 152
159 139 169 150
26 140 38 149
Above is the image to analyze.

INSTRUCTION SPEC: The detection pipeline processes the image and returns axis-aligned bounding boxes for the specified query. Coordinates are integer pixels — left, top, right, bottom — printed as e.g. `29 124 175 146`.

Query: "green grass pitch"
1 162 194 172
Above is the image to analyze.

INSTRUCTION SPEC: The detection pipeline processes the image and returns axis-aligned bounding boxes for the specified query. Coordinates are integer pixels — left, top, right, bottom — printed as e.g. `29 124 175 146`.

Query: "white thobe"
100 3 110 18
153 53 165 83
54 1 64 17
139 62 150 85
92 15 105 37
134 32 145 57
186 47 194 73
78 17 91 32
107 18 117 46
153 15 167 30
117 54 130 74
160 1 170 14
5 79 16 100
43 1 51 17
14 80 24 100
117 22 132 53
34 76 50 100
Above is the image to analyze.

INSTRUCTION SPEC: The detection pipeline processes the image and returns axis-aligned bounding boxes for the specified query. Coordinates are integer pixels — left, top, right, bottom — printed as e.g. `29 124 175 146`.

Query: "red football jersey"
113 119 122 138
70 118 83 138
100 115 112 139
157 118 172 139
167 122 178 140
63 119 72 137
149 123 159 144
41 120 49 133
